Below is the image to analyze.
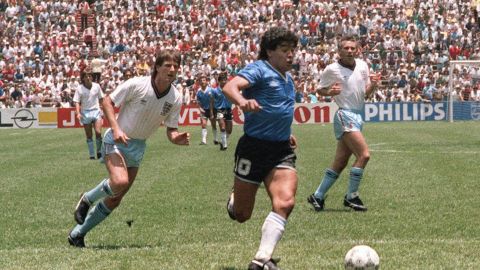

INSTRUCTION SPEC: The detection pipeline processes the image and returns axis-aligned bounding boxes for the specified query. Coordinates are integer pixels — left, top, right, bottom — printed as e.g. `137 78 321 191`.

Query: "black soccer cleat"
307 194 325 212
97 152 102 159
248 258 281 270
74 194 91 224
213 140 219 145
68 231 85 248
89 156 95 160
220 144 227 151
226 191 236 220
343 194 367 211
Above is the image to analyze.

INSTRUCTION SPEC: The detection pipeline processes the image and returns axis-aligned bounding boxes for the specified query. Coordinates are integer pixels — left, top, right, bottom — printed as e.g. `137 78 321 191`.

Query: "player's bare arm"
366 73 380 97
209 95 215 119
317 82 342 96
75 102 82 122
102 95 129 145
167 127 190 145
223 76 261 112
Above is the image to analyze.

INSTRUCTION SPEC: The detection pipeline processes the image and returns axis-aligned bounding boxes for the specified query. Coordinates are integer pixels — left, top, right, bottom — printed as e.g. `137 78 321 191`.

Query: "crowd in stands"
1 0 480 109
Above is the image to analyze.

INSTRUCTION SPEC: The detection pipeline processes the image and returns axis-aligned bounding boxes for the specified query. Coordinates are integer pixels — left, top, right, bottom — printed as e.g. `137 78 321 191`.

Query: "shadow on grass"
219 267 238 270
90 244 157 250
308 208 352 213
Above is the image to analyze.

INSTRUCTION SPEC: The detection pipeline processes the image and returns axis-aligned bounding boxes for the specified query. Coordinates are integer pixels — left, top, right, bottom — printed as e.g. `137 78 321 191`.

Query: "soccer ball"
344 245 380 270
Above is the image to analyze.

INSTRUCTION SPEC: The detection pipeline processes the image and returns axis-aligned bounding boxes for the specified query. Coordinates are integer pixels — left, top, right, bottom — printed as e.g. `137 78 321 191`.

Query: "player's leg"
228 177 259 223
342 131 370 211
93 115 103 159
83 122 95 159
249 168 297 269
319 139 352 196
217 111 227 150
226 119 233 137
225 109 233 138
309 109 353 211
200 114 208 145
210 114 218 144
227 135 264 221
69 152 136 247
103 166 139 210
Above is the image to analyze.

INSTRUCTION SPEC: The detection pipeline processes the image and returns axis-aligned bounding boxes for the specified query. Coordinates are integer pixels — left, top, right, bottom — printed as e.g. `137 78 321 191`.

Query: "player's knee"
359 152 370 164
105 195 124 209
276 198 295 216
110 177 129 193
235 210 252 223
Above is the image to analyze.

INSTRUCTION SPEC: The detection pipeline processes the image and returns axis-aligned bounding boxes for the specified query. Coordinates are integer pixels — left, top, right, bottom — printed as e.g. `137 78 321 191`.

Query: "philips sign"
364 102 447 122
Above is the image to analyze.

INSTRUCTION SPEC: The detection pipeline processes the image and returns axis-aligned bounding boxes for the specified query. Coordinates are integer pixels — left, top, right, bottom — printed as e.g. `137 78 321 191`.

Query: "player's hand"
76 113 82 123
113 128 129 145
289 135 297 150
329 83 342 96
174 132 190 145
369 73 381 85
239 99 262 112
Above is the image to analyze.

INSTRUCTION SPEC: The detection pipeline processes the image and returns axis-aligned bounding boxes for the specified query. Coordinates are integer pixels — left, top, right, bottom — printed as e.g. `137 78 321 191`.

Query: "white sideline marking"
370 149 480 154
369 143 388 146
328 239 480 245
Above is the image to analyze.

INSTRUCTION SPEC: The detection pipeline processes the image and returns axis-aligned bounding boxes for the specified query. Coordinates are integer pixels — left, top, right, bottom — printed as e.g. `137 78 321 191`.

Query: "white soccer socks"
254 211 286 261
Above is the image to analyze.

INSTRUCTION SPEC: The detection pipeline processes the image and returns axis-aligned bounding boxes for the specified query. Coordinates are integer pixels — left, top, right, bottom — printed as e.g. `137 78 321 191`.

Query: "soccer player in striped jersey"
308 36 380 212
68 50 190 248
73 68 104 160
223 27 298 270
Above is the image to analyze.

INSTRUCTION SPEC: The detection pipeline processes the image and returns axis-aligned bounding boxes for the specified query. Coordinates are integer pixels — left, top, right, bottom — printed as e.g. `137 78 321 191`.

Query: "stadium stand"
1 0 480 109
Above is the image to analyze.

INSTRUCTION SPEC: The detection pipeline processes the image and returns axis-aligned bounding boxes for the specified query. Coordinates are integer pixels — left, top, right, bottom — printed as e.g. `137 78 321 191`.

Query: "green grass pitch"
1 121 479 269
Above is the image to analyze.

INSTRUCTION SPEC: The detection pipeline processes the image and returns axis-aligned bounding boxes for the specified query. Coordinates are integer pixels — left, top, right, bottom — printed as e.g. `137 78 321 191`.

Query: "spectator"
0 0 478 108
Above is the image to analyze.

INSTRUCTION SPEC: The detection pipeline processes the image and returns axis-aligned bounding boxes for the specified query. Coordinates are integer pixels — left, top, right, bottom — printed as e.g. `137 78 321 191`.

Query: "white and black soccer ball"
344 245 380 270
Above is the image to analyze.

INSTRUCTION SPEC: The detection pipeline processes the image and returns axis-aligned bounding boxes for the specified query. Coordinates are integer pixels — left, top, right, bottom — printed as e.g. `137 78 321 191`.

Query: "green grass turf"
0 121 479 269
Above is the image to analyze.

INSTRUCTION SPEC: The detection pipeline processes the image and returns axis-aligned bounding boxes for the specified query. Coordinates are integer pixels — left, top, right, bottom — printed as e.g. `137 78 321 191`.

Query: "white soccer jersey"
109 76 182 140
73 82 104 111
319 59 370 111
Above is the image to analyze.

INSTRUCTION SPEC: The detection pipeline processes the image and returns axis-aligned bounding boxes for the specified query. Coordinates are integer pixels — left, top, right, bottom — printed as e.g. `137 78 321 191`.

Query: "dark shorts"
233 134 296 185
201 109 215 119
216 108 232 121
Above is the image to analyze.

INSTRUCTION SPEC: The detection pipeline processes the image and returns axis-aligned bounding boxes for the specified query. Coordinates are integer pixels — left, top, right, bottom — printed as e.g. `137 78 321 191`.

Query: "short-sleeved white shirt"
319 59 370 111
73 82 104 111
109 76 182 140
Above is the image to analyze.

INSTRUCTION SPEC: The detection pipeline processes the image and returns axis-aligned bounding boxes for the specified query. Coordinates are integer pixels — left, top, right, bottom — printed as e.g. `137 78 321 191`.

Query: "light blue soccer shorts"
101 128 146 167
80 108 102 125
333 108 364 140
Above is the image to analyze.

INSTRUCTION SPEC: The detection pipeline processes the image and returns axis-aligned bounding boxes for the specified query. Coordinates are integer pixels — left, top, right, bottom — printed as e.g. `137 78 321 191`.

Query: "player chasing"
68 50 190 248
211 71 233 150
223 27 299 270
307 36 379 212
74 68 105 160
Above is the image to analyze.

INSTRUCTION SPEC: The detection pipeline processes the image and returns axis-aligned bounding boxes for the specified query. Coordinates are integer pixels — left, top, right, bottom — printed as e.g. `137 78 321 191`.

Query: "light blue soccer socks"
96 137 102 154
254 211 286 261
84 179 114 204
71 200 112 237
87 139 95 158
347 167 364 199
314 168 339 200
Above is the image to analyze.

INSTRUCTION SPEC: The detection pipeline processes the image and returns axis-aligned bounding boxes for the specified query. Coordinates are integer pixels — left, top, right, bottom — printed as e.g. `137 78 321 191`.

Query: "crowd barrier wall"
0 102 479 129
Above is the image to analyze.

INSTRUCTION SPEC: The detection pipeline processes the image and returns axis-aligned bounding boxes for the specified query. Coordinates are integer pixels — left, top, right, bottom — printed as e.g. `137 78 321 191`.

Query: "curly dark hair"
258 27 298 60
